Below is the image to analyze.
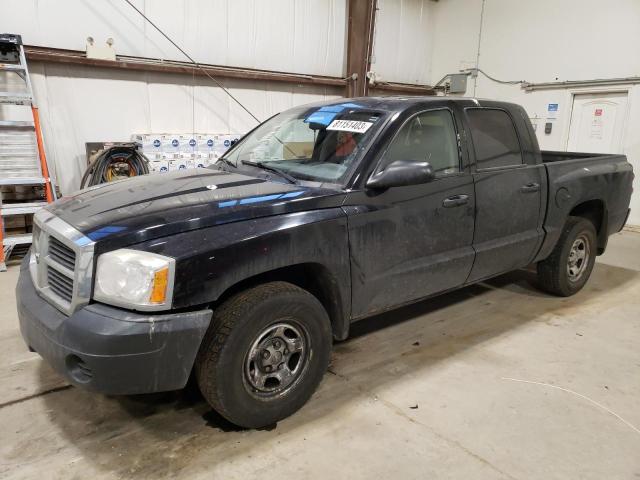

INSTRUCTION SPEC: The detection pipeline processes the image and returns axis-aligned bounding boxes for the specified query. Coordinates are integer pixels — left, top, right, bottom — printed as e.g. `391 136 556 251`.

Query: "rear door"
465 107 544 283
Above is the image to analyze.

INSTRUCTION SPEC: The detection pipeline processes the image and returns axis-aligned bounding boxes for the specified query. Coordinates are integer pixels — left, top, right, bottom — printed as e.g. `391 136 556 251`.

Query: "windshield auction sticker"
326 119 373 134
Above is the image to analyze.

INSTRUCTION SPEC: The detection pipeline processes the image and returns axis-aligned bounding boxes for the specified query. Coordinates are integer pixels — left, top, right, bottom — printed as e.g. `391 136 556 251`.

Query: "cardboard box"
161 151 180 161
149 160 169 173
218 134 241 153
195 153 209 168
180 135 198 153
197 134 219 152
170 157 188 171
135 132 244 174
142 152 163 162
132 133 163 152
283 142 314 160
162 135 181 153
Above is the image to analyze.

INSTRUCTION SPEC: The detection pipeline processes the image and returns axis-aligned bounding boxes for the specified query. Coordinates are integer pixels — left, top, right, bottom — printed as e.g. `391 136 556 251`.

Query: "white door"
567 92 628 154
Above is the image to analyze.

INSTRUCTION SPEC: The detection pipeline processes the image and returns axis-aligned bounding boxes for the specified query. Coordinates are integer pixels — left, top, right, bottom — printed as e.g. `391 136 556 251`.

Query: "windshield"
222 103 387 184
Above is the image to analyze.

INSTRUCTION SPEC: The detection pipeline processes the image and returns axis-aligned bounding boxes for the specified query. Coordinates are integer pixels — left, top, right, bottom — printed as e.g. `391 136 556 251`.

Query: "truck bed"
536 149 633 262
541 150 620 163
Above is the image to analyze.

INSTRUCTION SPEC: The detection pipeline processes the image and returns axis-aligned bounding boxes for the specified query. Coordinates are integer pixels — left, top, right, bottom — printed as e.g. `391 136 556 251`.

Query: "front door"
346 108 476 318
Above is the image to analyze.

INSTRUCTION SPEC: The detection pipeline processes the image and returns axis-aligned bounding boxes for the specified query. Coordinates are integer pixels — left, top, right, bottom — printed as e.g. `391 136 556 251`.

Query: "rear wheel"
195 281 332 428
536 216 597 296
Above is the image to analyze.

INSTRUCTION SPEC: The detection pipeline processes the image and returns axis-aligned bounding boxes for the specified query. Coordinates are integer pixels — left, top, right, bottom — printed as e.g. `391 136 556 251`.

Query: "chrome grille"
30 210 95 315
47 267 74 302
48 236 76 271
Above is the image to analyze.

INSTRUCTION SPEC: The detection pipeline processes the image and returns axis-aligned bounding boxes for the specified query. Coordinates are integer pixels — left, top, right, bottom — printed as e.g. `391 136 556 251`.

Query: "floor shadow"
32 262 639 478
347 267 551 340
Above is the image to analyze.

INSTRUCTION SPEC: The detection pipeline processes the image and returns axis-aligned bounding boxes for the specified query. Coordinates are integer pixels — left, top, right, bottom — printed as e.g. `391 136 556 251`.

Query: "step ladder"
0 33 56 271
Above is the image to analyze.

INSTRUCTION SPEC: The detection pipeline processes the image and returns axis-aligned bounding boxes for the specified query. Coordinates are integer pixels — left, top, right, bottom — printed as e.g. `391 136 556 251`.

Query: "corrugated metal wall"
6 0 347 76
371 0 433 85
1 0 448 193
26 63 340 194
2 0 348 193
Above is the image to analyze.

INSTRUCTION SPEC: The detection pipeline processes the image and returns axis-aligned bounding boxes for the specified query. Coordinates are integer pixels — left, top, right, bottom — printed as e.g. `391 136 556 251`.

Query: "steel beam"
24 46 347 88
346 0 377 97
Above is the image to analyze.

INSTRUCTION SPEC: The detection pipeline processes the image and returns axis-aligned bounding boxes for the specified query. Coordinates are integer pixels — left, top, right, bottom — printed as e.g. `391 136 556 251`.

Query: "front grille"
48 236 76 271
30 210 95 315
47 266 74 302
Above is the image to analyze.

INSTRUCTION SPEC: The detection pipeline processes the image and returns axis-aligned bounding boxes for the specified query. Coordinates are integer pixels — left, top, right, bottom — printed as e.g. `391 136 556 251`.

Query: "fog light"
66 355 93 384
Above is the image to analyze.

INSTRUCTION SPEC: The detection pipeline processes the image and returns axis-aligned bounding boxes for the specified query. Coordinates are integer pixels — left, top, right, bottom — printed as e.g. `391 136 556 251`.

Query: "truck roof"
305 96 522 114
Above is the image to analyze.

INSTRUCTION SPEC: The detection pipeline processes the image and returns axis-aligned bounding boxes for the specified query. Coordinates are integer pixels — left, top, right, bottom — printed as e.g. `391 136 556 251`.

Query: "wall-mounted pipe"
523 76 640 91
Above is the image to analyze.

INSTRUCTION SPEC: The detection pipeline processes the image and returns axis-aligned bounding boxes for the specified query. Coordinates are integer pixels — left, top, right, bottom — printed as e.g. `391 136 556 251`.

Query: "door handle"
520 182 540 193
442 194 469 208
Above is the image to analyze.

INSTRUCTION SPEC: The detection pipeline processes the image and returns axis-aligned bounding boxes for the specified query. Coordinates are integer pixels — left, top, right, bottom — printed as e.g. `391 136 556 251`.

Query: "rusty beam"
370 82 437 96
346 0 377 97
24 45 437 98
24 46 348 88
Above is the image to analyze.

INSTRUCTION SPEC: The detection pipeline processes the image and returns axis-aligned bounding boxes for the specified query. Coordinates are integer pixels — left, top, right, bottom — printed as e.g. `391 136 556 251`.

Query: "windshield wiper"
216 157 237 169
240 160 298 184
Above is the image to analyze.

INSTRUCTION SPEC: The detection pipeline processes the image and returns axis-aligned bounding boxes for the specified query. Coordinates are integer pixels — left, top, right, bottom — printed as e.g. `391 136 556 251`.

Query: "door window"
380 109 460 176
467 109 523 169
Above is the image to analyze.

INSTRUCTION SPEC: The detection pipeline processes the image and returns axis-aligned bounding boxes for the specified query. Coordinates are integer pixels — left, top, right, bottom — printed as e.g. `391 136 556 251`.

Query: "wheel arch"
568 199 608 254
211 262 349 341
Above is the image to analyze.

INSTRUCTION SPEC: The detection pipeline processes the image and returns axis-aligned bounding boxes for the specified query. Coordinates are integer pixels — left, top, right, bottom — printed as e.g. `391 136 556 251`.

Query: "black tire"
536 216 597 296
195 281 332 429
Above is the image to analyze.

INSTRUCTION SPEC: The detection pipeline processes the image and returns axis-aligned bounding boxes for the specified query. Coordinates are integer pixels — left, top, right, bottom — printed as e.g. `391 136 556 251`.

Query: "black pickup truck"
17 97 633 428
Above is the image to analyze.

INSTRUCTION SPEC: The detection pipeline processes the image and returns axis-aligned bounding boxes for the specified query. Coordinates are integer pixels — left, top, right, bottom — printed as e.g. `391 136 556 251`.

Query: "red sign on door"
594 108 603 116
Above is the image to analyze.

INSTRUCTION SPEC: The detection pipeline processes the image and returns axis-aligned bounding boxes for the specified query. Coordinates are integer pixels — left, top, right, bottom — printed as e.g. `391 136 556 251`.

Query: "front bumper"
16 259 212 395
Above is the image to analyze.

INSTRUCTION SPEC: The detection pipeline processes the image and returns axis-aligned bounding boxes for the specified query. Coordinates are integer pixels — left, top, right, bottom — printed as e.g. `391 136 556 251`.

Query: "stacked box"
195 152 209 168
181 135 198 153
162 135 181 154
132 134 163 154
132 132 243 175
196 134 219 153
149 159 170 173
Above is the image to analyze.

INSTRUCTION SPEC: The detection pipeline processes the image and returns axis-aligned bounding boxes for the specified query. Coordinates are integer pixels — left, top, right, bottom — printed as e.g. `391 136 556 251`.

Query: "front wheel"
195 281 332 428
536 216 597 296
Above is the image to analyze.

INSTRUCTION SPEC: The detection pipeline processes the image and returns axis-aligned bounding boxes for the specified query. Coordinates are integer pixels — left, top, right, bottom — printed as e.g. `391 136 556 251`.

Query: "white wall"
2 0 346 194
14 63 340 194
424 0 640 226
4 0 347 77
372 0 435 84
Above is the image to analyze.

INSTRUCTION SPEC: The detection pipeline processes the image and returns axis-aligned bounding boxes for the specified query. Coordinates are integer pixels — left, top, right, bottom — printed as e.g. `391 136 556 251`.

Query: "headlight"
93 249 175 311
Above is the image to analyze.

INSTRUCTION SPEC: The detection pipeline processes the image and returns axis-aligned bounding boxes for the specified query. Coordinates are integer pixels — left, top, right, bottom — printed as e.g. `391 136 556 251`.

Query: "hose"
80 144 150 189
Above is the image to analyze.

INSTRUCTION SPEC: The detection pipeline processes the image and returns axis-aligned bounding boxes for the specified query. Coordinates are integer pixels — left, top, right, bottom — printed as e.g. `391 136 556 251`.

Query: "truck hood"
48 169 345 251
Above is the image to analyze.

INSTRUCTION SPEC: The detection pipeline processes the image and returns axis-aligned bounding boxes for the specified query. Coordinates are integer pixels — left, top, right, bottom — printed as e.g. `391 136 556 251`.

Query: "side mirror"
366 160 435 190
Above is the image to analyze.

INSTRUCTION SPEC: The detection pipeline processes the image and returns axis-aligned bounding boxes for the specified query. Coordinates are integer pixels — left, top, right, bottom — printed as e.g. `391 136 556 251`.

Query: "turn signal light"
150 267 169 304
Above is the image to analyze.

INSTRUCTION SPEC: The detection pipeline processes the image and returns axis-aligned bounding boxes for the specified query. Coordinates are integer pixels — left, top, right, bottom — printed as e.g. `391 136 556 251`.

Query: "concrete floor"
1 232 639 480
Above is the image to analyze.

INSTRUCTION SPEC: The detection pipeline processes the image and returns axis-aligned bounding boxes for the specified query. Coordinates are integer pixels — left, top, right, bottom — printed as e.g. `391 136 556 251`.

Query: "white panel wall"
372 0 434 84
26 62 340 194
426 0 640 226
3 0 347 76
1 0 347 194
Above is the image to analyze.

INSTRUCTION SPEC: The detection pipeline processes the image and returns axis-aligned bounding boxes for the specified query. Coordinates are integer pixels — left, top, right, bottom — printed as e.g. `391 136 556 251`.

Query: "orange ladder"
0 33 56 271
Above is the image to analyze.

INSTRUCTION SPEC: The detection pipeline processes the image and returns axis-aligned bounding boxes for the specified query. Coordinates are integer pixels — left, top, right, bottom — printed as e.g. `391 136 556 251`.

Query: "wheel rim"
244 321 309 398
567 234 590 282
